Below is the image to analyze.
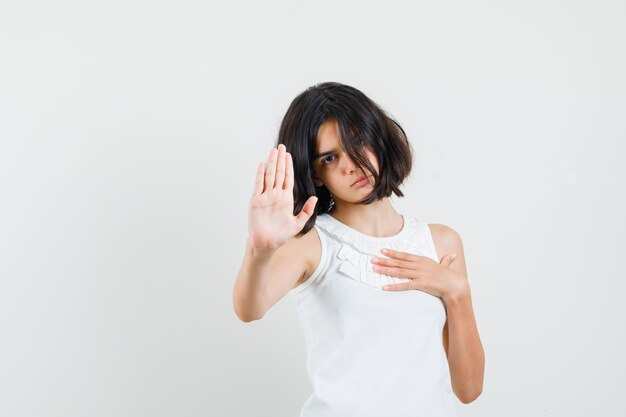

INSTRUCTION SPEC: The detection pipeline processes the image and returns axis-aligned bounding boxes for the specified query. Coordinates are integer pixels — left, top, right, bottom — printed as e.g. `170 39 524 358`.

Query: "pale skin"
237 118 484 404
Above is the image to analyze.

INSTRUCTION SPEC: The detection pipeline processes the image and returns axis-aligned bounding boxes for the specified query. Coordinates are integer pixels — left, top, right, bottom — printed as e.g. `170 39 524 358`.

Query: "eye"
322 155 336 165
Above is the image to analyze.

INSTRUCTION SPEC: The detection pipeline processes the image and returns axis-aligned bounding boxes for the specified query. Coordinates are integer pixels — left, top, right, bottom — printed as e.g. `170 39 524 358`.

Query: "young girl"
233 82 484 417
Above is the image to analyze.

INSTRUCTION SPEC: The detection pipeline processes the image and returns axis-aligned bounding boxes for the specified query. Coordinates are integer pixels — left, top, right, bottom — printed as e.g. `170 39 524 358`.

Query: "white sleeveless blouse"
288 213 459 417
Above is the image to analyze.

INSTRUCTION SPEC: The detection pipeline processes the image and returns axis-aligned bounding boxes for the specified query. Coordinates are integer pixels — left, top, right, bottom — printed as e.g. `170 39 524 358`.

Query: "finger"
382 282 415 291
253 162 266 195
372 265 414 279
380 248 420 262
265 147 278 193
380 248 416 261
284 152 294 191
274 144 286 189
296 195 318 227
440 253 457 266
371 256 415 270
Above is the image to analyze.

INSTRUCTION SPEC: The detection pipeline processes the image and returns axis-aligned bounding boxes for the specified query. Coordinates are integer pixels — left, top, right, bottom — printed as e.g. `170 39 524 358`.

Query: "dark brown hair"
277 82 413 236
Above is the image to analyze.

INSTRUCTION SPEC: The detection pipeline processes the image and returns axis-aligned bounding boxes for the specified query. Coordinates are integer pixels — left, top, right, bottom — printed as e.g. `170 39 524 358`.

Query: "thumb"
440 253 457 266
295 196 318 226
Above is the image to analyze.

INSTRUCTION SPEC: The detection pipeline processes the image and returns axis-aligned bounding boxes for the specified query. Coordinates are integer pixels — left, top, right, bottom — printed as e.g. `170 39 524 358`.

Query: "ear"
312 171 324 188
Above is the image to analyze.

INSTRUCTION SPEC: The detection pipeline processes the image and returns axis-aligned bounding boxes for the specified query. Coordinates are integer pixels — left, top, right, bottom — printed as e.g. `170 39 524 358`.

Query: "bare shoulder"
427 223 463 260
290 225 322 289
428 223 462 246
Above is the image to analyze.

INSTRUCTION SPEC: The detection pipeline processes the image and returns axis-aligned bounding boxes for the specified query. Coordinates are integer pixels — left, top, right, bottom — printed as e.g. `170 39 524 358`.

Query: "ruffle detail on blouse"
315 215 424 290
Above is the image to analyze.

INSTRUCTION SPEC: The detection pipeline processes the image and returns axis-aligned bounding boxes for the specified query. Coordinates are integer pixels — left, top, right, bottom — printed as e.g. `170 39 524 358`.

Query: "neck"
329 197 403 238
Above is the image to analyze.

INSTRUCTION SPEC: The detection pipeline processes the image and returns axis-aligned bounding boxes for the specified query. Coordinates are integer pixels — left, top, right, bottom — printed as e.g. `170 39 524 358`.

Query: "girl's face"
311 119 379 206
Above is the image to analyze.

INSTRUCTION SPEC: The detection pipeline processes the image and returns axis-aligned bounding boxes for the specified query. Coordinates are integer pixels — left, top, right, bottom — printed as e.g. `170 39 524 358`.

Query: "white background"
1 1 625 416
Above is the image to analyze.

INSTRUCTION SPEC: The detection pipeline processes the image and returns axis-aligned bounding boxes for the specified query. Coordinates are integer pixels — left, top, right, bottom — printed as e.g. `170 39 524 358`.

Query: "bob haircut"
276 81 413 236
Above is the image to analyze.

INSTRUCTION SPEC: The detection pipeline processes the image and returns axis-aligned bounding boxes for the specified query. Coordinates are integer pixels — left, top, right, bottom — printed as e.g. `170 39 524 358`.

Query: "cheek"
326 177 341 189
366 151 380 172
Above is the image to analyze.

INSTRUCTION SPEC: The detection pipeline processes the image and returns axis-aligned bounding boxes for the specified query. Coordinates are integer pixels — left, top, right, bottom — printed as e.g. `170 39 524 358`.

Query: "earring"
329 194 335 210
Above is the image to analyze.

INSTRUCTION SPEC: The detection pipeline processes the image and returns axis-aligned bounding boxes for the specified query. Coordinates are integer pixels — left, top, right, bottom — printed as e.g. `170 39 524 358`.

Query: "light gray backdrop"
1 1 624 416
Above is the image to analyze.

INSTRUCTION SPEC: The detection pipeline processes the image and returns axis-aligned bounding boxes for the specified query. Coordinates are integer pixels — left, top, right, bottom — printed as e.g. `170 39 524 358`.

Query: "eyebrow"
314 149 336 160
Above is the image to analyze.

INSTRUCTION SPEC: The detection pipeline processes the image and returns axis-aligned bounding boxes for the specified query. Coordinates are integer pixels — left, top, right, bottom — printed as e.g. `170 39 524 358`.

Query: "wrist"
442 282 471 306
247 237 279 259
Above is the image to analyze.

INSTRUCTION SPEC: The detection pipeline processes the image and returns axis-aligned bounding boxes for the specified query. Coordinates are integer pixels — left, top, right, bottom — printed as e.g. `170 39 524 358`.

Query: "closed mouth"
352 176 368 186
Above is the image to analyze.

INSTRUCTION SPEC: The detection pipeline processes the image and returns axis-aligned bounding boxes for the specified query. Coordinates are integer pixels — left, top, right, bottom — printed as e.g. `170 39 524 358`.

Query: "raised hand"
248 144 318 253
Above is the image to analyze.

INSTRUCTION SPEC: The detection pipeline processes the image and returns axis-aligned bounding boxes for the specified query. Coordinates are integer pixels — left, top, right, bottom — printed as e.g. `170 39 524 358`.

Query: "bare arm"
232 239 276 322
430 224 485 404
232 232 316 322
232 144 317 322
443 287 484 404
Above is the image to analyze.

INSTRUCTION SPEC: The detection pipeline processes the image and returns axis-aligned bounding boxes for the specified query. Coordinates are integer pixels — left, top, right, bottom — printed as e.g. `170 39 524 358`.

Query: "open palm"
248 144 318 253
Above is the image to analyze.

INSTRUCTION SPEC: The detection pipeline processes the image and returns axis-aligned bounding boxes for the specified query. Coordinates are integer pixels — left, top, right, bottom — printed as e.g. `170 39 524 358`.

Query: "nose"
339 151 357 173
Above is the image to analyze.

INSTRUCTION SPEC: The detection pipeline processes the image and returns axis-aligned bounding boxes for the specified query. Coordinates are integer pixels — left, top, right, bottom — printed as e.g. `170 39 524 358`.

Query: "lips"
352 176 367 186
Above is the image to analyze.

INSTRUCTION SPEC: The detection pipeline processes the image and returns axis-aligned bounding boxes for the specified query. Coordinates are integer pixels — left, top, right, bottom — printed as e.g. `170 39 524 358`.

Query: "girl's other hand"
372 249 470 302
248 144 318 254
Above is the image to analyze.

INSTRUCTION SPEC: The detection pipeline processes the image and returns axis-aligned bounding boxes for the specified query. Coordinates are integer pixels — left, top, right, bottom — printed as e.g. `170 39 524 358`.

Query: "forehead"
316 119 342 151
